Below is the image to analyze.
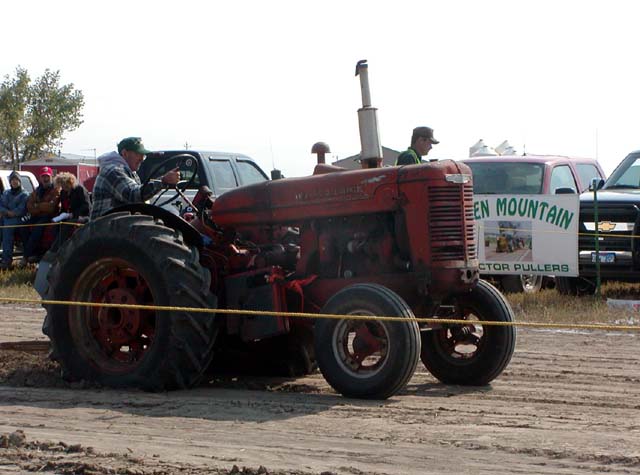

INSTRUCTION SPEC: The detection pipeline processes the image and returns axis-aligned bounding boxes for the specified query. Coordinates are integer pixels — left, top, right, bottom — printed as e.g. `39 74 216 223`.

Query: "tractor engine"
306 214 398 279
203 158 478 306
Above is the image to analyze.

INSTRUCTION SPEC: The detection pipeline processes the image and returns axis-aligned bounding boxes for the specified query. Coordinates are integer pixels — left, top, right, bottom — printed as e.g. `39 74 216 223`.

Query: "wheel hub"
69 258 157 372
97 288 142 346
336 320 389 375
438 318 484 359
352 323 383 360
450 324 481 346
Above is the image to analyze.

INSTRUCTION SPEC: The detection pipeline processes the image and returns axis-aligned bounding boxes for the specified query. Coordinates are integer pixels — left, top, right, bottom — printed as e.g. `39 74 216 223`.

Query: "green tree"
0 67 29 167
0 67 84 166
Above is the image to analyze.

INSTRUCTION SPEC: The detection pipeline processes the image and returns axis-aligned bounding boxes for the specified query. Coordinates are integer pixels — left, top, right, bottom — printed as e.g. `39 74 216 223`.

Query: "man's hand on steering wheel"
141 154 198 208
161 167 181 187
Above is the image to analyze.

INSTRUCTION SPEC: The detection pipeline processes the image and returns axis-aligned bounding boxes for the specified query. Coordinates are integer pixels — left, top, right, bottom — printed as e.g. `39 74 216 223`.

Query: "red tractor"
36 62 515 399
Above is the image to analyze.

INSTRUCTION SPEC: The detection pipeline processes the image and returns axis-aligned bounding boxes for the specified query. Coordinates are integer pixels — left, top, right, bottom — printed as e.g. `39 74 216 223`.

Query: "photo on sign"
483 220 533 262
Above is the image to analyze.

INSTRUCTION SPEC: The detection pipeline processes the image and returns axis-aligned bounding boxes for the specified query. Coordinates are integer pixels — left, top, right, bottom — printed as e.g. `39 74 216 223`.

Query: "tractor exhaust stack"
355 60 383 169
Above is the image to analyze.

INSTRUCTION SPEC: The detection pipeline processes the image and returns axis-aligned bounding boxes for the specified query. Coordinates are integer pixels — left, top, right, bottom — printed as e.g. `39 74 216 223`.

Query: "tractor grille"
429 184 476 261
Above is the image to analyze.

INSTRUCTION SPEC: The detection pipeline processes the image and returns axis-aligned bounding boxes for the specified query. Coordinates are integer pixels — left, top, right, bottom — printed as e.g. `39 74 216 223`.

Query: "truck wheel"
501 274 543 293
555 276 596 296
42 212 218 390
421 280 515 385
314 284 420 399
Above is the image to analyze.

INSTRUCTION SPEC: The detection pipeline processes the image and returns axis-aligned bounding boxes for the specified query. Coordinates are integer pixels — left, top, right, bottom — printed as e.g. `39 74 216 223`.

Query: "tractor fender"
107 204 204 248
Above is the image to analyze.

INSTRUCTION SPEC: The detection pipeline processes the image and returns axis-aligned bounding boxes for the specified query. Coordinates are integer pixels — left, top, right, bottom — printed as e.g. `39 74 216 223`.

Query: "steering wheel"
140 154 199 208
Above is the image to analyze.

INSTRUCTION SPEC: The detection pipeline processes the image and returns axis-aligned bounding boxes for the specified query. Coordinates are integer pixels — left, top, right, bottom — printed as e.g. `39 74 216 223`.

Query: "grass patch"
0 267 40 302
502 281 640 326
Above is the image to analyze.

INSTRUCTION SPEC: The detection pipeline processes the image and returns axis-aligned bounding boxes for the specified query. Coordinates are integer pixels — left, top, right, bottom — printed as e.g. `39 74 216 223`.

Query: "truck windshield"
604 155 640 190
466 162 544 194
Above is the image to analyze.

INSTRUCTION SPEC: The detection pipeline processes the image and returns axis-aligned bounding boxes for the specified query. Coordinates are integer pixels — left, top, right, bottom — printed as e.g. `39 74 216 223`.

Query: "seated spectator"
22 166 60 264
50 172 91 251
0 171 29 269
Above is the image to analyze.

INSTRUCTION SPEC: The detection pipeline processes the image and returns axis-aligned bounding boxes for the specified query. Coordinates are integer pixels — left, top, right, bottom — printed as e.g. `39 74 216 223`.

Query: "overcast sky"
2 0 639 177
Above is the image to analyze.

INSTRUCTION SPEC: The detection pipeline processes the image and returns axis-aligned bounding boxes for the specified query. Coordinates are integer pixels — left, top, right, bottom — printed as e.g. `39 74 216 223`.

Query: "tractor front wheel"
421 280 516 385
314 284 420 399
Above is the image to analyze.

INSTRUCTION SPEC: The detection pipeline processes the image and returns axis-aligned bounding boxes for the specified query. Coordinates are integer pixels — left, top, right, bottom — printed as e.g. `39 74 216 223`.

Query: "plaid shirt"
90 158 162 220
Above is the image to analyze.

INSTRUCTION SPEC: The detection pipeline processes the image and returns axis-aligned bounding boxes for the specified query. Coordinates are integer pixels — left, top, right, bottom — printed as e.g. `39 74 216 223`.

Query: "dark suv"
138 150 269 215
462 155 605 293
558 150 640 294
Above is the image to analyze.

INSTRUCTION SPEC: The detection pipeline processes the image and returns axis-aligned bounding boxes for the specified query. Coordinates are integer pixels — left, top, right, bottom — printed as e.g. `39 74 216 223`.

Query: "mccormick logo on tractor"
295 184 366 202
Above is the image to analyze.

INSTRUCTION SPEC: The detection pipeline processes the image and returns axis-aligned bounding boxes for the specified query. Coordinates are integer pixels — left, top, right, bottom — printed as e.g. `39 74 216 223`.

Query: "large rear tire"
42 212 218 390
314 284 420 399
421 280 515 385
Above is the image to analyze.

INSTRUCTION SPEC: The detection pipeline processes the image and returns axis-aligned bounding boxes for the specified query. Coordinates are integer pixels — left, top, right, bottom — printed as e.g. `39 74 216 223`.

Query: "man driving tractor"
90 137 180 220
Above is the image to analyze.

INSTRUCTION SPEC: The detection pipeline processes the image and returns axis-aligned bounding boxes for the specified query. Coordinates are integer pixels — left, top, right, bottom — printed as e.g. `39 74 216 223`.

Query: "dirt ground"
0 304 638 474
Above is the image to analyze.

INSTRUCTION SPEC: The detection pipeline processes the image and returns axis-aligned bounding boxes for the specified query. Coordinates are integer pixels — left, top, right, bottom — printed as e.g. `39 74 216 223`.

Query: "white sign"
474 194 579 276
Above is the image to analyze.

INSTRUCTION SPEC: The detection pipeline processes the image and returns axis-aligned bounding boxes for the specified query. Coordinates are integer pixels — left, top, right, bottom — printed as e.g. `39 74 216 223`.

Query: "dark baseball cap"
117 137 152 155
413 126 439 144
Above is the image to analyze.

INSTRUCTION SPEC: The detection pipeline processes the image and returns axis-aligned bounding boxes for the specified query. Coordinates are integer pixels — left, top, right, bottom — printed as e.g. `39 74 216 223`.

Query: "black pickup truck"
557 150 640 294
138 150 270 216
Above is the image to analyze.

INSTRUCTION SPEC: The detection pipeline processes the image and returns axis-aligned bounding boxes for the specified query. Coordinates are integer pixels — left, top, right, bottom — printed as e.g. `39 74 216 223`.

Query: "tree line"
0 67 84 167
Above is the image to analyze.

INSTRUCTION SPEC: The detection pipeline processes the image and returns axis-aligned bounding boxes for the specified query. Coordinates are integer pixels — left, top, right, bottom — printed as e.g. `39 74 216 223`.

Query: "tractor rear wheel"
42 212 218 390
314 284 420 399
421 280 515 385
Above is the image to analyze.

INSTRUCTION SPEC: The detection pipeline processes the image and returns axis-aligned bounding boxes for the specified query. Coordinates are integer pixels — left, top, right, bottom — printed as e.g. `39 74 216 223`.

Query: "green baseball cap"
117 137 152 155
413 126 439 144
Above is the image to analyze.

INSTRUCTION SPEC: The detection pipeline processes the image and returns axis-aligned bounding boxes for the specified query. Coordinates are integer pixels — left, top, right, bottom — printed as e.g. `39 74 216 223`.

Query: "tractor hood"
210 160 470 227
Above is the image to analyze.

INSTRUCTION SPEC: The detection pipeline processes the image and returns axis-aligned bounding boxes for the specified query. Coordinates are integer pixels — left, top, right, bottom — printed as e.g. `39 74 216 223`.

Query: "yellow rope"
0 222 634 237
1 297 638 332
0 222 83 229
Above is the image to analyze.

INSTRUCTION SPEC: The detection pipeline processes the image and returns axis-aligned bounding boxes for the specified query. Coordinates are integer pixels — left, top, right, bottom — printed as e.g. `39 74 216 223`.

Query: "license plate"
591 252 615 263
